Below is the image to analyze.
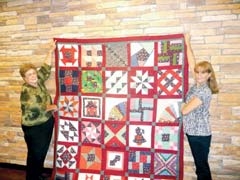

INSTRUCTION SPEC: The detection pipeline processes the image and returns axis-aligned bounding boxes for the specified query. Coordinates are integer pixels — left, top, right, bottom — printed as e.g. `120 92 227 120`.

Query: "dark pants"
186 134 212 180
22 116 54 180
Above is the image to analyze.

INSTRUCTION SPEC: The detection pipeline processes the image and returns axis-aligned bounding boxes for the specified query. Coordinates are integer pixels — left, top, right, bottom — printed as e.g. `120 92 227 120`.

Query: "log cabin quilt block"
53 34 188 180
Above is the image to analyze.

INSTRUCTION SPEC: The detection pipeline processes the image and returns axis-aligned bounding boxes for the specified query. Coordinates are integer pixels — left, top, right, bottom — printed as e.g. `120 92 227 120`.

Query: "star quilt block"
129 69 155 96
58 95 79 118
79 146 102 171
81 120 102 145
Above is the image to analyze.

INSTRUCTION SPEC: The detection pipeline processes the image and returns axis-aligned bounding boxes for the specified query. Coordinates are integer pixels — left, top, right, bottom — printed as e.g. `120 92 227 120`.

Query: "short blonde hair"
19 63 37 78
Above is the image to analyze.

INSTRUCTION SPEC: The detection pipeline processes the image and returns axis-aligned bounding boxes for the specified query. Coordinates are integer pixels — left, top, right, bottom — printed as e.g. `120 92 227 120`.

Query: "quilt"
53 34 188 180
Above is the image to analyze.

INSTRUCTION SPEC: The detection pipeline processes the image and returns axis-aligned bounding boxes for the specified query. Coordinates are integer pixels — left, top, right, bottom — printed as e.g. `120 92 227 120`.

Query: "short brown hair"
19 63 37 78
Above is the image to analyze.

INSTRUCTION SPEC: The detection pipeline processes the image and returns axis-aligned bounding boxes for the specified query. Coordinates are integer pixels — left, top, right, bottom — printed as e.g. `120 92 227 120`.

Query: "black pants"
186 134 212 180
22 116 54 180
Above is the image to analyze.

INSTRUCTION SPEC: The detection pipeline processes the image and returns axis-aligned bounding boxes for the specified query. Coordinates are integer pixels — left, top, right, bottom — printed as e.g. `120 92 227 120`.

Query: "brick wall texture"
0 0 240 179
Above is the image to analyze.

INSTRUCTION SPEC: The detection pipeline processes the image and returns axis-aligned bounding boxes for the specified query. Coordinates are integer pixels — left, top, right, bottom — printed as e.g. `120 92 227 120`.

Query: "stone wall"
0 0 240 179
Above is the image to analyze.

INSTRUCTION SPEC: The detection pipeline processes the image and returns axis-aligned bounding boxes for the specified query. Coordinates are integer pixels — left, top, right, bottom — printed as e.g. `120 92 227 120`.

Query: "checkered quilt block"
81 44 103 67
128 150 151 174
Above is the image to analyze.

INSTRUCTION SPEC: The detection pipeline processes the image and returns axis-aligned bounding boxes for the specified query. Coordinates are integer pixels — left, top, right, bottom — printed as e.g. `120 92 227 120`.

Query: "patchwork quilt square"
58 95 79 118
103 175 126 180
57 43 79 67
157 39 184 66
157 68 183 97
81 70 103 93
104 121 126 148
105 97 127 121
105 42 128 67
81 44 103 67
79 146 102 171
154 125 179 151
78 173 101 180
129 125 152 148
129 98 154 122
105 150 125 171
56 144 78 169
81 96 102 119
130 42 155 67
128 150 151 175
156 99 182 123
154 152 177 176
59 68 79 93
129 69 155 96
57 118 79 143
81 120 102 145
105 70 128 95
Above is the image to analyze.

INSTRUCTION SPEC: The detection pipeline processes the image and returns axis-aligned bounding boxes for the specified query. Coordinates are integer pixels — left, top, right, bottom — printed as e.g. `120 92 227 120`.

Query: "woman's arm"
185 34 196 78
44 40 56 66
181 96 202 115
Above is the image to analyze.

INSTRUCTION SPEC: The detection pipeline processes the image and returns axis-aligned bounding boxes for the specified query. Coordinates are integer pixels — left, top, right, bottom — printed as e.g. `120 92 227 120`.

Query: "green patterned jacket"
20 63 53 126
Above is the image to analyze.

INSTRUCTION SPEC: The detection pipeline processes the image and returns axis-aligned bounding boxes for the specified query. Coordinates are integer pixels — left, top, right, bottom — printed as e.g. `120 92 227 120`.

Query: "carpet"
53 34 188 180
